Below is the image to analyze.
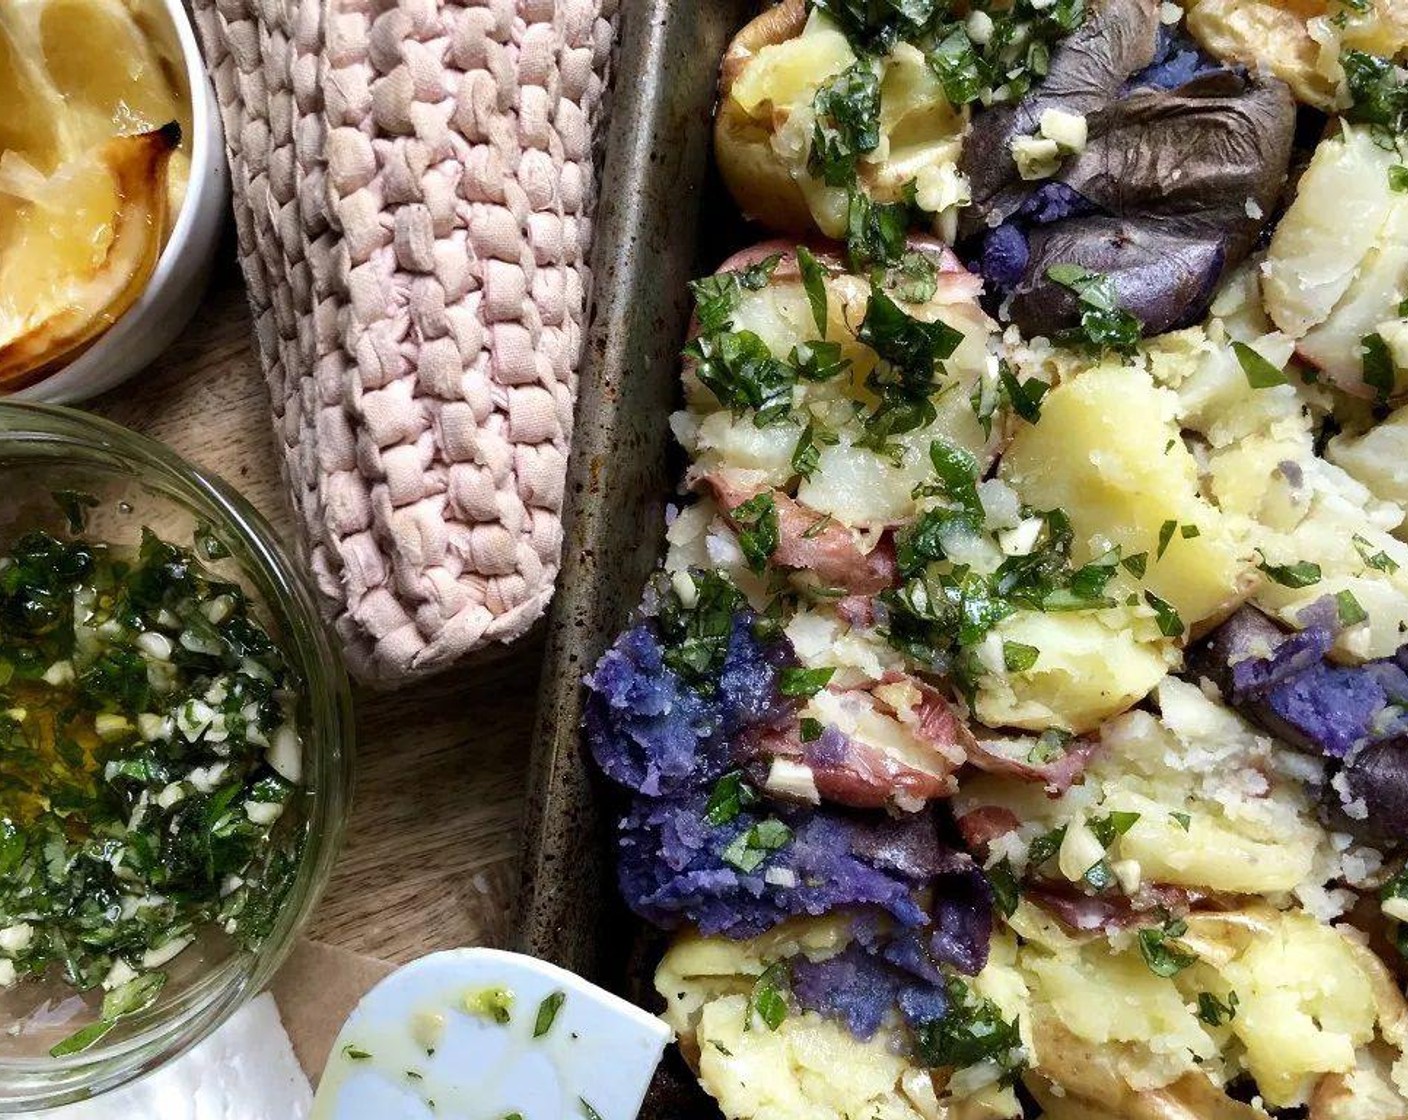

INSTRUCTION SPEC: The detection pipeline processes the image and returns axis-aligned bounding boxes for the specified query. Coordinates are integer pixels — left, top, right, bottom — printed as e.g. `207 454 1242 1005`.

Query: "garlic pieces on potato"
1262 124 1408 401
1000 361 1256 631
1184 0 1408 111
717 4 970 241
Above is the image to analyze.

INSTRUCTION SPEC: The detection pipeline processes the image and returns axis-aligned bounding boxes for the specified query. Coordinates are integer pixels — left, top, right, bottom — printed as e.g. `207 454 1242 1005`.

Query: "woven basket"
192 0 616 684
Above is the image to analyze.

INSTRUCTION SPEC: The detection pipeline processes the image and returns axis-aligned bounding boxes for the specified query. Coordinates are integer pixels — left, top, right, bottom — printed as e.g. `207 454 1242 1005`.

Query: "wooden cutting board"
90 245 534 967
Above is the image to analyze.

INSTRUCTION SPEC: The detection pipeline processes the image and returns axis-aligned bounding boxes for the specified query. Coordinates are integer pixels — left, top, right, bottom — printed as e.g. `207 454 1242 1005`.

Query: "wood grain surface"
91 243 534 966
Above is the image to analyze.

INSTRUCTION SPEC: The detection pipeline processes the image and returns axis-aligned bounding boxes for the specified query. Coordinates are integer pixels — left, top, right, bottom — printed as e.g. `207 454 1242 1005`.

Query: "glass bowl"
0 402 354 1109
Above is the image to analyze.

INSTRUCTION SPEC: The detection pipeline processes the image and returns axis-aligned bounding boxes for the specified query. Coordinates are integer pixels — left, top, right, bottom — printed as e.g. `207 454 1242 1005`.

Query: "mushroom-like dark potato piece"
959 0 1296 338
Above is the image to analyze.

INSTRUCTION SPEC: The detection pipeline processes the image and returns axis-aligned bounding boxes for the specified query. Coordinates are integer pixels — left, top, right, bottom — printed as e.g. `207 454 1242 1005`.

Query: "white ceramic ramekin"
13 0 230 405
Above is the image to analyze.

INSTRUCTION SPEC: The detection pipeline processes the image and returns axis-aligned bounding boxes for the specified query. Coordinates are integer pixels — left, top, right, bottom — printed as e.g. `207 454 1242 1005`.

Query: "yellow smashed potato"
1000 363 1254 629
975 607 1176 733
1220 911 1381 1107
656 919 1019 1120
1184 0 1408 110
1330 406 1408 510
960 678 1328 896
717 8 968 239
1016 904 1408 1111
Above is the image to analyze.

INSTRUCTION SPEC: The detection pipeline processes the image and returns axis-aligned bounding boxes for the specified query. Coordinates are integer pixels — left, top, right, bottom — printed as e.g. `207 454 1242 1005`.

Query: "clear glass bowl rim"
0 402 355 1109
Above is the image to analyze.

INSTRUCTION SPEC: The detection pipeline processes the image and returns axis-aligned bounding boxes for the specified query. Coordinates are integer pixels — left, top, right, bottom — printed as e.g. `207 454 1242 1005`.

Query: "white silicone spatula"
311 948 672 1120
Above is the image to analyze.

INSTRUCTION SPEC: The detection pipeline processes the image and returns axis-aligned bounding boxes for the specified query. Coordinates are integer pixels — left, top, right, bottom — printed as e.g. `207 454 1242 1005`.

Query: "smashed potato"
716 6 968 240
1184 0 1408 110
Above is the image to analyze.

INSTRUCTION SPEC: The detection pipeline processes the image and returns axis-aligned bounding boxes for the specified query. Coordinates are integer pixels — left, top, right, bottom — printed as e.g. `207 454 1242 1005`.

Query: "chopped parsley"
721 819 793 873
1232 341 1288 389
855 282 965 449
1144 591 1185 638
1342 48 1408 138
653 569 746 686
1137 917 1196 978
845 188 911 270
1259 559 1322 588
1336 589 1369 627
1121 552 1148 579
912 978 1025 1080
800 717 825 742
1027 825 1067 867
467 986 515 1024
0 529 307 1055
731 492 780 574
791 419 840 481
987 858 1021 918
748 961 790 1031
998 360 1049 424
809 62 883 187
1362 332 1397 404
343 1045 372 1061
1171 811 1191 832
1003 641 1040 673
795 246 830 337
1196 990 1239 1026
706 771 759 826
1156 519 1178 560
534 990 566 1037
884 505 1120 692
1046 264 1143 355
1393 166 1408 193
778 666 836 698
1354 534 1399 574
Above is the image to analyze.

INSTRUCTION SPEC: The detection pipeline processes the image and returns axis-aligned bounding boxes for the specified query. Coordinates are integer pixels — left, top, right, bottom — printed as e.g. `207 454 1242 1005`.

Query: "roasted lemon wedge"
0 0 190 390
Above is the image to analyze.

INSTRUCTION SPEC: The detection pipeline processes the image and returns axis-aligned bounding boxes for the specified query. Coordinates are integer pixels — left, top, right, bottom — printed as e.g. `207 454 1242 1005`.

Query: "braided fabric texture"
191 0 615 684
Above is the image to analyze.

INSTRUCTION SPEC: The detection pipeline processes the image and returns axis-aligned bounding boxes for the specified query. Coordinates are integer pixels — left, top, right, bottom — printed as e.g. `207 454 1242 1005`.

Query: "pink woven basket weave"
191 0 616 684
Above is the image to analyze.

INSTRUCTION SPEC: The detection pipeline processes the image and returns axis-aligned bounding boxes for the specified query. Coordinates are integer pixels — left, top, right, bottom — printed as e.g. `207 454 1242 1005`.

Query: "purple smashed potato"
959 0 1294 337
1192 607 1408 838
585 583 993 971
585 613 794 798
616 793 987 940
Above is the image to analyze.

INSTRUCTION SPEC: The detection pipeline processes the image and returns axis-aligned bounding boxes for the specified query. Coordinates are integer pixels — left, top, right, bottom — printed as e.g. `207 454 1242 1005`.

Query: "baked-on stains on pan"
515 3 755 1117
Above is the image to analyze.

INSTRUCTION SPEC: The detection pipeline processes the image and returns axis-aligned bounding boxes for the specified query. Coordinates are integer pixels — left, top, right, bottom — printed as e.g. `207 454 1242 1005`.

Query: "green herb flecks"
1046 264 1143 355
778 666 836 698
1362 332 1397 404
706 771 760 827
731 492 780 575
534 991 566 1037
721 819 794 874
748 961 790 1031
1197 990 1239 1026
1259 559 1322 588
1354 534 1399 574
1138 917 1197 978
467 986 515 1025
913 978 1025 1081
855 282 965 452
987 858 1021 918
1337 589 1369 627
1232 341 1287 389
652 569 747 687
809 62 882 188
0 527 306 1051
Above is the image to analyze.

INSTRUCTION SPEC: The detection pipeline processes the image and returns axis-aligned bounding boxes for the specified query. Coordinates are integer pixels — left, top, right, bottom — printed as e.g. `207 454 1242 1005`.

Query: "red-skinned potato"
714 0 817 235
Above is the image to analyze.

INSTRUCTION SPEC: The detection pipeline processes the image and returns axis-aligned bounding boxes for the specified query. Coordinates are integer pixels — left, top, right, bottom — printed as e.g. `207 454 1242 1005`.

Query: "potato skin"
714 0 817 235
714 98 818 235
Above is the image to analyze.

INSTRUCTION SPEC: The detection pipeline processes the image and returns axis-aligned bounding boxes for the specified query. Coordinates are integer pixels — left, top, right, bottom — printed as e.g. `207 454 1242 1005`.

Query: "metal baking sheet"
515 0 755 1113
